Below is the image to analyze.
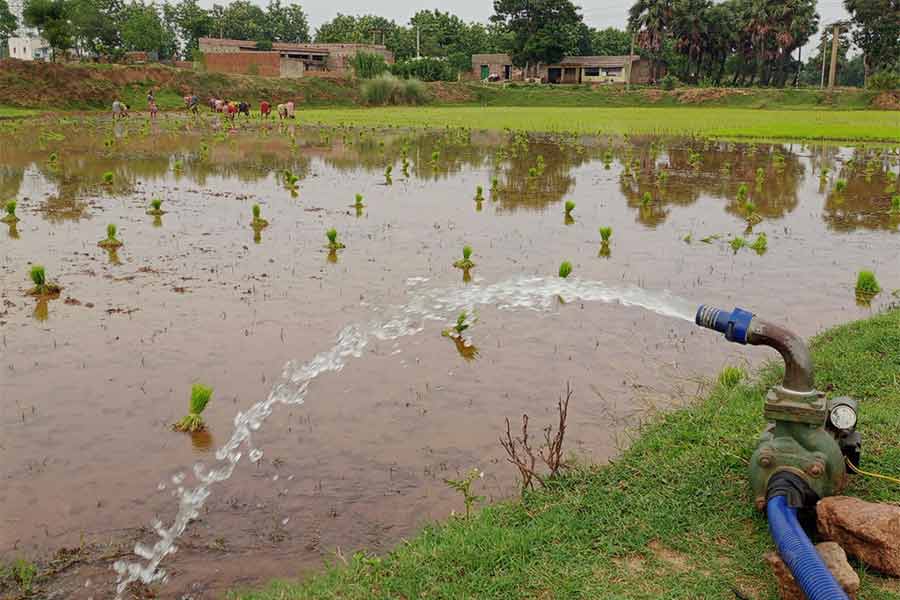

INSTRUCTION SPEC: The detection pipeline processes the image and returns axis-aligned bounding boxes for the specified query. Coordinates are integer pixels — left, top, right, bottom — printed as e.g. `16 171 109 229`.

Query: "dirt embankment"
0 59 362 108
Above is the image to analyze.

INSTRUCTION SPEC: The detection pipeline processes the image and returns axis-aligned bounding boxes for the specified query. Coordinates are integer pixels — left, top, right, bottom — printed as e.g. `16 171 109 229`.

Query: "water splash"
113 276 695 595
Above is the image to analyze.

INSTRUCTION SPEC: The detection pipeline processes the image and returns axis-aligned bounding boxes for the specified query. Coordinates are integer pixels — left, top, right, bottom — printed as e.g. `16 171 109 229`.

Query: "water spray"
696 305 860 600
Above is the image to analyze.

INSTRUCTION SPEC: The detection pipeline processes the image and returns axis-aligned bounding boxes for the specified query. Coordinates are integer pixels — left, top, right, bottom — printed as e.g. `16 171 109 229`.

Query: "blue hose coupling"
696 305 754 344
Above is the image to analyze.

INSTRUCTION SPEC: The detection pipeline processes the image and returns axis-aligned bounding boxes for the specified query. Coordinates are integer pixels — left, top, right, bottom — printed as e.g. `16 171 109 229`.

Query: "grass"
236 309 900 600
302 106 900 142
0 106 37 119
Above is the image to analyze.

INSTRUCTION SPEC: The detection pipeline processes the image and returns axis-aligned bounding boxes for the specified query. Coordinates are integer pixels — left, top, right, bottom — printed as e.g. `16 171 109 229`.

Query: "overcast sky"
292 0 851 48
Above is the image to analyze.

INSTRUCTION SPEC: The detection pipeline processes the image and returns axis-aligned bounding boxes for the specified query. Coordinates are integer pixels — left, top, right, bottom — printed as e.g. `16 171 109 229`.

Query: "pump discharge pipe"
696 306 861 600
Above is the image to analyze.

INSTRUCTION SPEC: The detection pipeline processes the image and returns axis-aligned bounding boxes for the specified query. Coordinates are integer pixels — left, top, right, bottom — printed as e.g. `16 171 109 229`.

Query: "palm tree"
628 0 675 80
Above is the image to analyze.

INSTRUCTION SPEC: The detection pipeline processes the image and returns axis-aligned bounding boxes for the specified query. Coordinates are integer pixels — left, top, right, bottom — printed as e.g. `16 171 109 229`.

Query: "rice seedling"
491 177 499 193
855 270 880 299
835 179 848 193
656 169 669 186
640 192 653 207
599 226 612 243
602 150 613 168
453 245 475 270
720 161 731 175
564 200 575 217
173 159 183 172
2 200 19 223
820 167 830 180
442 310 475 338
891 195 900 213
528 167 538 178
354 193 365 209
326 228 345 250
430 150 440 166
251 204 269 229
730 236 747 252
146 198 165 216
750 232 767 254
475 186 484 202
28 264 62 296
48 152 58 163
558 261 572 278
102 171 114 185
173 384 213 433
737 183 748 201
98 223 123 248
755 167 765 184
384 165 392 184
682 232 693 244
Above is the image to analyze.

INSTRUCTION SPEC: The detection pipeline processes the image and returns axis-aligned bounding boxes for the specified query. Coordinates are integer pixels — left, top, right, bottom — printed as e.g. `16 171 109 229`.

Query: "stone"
765 542 859 600
817 495 900 577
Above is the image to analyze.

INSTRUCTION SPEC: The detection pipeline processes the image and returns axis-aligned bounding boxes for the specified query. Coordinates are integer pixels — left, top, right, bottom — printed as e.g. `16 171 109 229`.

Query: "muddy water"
2 115 898 598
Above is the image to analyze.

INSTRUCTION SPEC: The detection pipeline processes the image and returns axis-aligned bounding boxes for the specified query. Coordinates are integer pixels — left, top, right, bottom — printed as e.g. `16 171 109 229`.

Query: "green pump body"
695 306 859 509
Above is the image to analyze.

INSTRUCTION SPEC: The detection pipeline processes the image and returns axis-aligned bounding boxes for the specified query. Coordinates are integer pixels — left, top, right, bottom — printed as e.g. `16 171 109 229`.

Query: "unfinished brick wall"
204 52 280 77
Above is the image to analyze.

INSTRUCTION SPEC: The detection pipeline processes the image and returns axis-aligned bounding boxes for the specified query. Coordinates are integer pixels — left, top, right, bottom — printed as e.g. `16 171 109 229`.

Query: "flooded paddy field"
1 114 898 598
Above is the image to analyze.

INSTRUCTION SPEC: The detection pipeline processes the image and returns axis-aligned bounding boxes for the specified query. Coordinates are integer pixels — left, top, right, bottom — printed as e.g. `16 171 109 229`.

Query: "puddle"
1 115 898 598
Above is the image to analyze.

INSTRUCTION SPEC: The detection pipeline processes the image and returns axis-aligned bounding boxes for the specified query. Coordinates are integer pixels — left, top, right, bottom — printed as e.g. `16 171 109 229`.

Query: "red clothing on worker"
260 101 270 115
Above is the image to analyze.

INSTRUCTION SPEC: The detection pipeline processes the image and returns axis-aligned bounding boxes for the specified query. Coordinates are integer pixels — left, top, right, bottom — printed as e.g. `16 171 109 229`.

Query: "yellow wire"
846 458 900 485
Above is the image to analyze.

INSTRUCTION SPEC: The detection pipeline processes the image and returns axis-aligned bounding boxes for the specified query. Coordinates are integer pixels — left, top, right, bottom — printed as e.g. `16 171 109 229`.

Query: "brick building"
198 38 394 78
470 53 657 85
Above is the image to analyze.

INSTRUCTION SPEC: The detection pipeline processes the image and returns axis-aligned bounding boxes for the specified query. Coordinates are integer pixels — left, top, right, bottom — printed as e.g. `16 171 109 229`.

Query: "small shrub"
660 74 679 90
98 223 123 248
443 468 484 519
855 270 880 297
558 261 572 278
350 51 390 79
867 70 900 91
361 74 428 106
2 199 19 223
717 365 745 389
173 384 213 432
453 245 475 270
326 228 345 250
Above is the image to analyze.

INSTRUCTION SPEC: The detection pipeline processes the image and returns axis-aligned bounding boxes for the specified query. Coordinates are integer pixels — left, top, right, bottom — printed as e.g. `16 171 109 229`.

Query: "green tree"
590 27 631 55
23 0 74 59
264 0 309 43
0 0 17 52
172 0 211 54
844 0 900 77
67 0 123 57
491 0 584 72
120 1 170 57
212 0 267 41
628 0 674 79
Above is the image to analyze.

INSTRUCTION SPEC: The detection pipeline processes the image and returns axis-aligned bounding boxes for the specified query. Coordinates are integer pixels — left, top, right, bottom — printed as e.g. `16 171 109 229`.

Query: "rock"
765 542 859 600
817 496 900 576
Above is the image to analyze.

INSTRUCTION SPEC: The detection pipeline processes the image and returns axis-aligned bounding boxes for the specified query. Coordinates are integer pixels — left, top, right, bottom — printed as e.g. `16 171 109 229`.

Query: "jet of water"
113 276 695 595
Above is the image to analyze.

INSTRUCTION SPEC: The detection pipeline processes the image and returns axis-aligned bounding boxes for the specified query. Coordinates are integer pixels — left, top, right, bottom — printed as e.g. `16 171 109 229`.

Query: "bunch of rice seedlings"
475 186 484 202
490 177 499 192
385 165 392 184
835 179 848 192
28 265 62 296
640 192 653 207
564 200 575 216
855 270 880 299
173 384 213 433
453 246 475 270
599 226 612 243
730 236 747 252
251 204 269 229
750 232 767 254
558 261 572 278
442 311 476 338
891 195 900 213
755 167 765 184
737 183 749 201
98 223 123 248
1 200 19 223
354 193 365 209
326 228 345 250
173 159 184 172
146 198 165 216
102 171 114 185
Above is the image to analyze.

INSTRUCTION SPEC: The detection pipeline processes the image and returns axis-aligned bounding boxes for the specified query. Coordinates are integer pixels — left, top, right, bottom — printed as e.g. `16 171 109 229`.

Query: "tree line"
5 0 898 87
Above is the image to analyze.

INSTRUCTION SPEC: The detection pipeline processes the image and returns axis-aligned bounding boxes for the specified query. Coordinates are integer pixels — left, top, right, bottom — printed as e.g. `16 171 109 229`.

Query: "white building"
8 37 51 61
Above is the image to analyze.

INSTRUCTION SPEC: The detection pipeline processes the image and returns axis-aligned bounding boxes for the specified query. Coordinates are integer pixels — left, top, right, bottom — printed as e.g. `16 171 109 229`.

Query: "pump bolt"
758 454 774 468
807 462 825 478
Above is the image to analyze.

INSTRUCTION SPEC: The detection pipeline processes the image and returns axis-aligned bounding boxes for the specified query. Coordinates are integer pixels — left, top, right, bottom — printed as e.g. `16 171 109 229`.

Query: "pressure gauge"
829 403 858 431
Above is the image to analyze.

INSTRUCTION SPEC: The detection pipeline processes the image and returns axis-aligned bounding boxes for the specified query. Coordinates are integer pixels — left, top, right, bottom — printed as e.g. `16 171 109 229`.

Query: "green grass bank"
301 106 900 142
235 309 900 600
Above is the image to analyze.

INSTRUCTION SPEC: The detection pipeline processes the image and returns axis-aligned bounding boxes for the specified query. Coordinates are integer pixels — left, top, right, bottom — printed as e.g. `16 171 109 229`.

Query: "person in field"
260 100 270 118
226 101 237 124
112 99 123 120
238 101 251 117
189 95 200 115
276 103 287 120
149 99 158 120
285 101 295 119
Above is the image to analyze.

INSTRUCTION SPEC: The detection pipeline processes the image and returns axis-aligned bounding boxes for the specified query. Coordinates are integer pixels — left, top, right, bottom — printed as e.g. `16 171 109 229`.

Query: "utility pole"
626 32 635 91
827 23 840 89
416 26 420 59
819 33 827 88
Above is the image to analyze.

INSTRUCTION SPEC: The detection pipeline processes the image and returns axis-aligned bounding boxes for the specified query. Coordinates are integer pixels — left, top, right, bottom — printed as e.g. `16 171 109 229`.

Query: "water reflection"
0 117 897 231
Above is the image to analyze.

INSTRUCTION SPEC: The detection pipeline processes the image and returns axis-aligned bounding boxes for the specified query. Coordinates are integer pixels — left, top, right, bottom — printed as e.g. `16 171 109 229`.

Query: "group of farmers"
112 91 299 122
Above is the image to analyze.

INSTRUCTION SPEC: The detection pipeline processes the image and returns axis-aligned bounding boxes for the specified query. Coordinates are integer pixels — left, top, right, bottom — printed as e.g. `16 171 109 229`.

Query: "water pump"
695 306 861 509
697 306 860 600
